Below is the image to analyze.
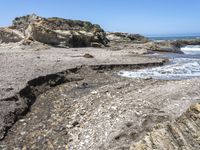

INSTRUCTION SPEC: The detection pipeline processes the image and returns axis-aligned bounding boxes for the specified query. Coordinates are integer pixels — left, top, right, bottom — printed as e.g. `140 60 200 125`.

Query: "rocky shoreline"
1 65 200 149
0 63 165 142
1 14 200 150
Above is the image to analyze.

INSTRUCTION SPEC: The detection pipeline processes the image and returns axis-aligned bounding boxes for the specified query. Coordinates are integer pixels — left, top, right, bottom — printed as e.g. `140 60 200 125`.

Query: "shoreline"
0 45 165 142
1 44 200 149
1 61 200 149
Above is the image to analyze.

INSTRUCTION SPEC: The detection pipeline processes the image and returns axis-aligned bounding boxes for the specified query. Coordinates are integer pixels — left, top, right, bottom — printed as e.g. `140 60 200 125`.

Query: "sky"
0 0 200 36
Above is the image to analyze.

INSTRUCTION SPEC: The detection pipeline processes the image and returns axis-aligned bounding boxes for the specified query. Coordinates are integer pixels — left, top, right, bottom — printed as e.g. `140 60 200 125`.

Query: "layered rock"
12 14 42 32
106 32 149 43
146 42 184 54
0 14 109 48
0 28 24 43
130 103 200 150
171 39 200 48
106 32 150 52
147 39 200 54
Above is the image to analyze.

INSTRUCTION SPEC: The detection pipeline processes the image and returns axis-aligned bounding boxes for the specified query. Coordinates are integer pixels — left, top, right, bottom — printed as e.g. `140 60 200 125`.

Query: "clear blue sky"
1 0 200 36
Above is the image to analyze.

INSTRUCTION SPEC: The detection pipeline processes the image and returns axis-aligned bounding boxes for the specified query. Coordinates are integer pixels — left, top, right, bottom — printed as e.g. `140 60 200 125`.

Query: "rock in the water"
171 39 200 48
147 39 200 54
130 103 200 150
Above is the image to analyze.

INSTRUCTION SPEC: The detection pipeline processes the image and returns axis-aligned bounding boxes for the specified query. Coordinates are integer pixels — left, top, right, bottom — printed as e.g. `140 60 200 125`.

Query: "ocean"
149 35 200 41
118 35 200 80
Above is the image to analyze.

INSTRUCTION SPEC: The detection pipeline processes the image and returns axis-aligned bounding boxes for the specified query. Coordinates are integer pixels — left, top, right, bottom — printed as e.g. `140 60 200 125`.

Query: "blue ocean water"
149 35 200 41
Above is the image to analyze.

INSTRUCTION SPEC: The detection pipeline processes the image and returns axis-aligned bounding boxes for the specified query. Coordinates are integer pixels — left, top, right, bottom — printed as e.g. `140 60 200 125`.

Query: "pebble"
91 91 98 94
20 131 26 136
72 121 79 127
19 119 25 122
66 124 73 129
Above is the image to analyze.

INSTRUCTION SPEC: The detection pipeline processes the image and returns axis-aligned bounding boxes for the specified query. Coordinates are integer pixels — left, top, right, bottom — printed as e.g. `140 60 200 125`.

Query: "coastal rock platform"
1 44 200 149
1 15 200 150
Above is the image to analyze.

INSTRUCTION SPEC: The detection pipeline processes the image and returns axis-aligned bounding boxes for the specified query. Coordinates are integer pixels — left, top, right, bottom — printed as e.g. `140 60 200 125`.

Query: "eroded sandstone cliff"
0 14 109 48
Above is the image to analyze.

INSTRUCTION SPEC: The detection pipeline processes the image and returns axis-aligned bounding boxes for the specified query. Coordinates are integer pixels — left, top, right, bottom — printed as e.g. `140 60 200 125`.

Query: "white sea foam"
118 58 200 80
119 45 200 80
181 45 200 55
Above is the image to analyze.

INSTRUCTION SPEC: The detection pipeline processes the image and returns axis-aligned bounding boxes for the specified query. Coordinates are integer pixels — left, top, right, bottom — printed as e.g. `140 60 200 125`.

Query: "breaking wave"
119 45 200 80
181 45 200 55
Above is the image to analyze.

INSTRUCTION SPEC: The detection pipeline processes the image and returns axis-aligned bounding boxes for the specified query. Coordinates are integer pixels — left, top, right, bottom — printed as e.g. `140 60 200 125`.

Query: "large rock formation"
0 14 109 48
130 103 200 150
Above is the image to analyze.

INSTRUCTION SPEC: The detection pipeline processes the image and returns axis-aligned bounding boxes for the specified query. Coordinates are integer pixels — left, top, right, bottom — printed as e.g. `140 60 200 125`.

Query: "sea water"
118 44 200 80
149 35 200 42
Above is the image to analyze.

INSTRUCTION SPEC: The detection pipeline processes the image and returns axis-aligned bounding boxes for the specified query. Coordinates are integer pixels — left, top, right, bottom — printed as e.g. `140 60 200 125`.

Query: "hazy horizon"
1 0 200 36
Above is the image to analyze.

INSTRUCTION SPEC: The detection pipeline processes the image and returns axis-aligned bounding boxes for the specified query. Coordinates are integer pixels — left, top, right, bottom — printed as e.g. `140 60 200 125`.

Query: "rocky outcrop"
130 103 200 150
146 42 184 54
106 32 149 43
0 14 109 48
0 28 24 43
147 39 200 54
106 32 150 52
171 39 200 48
24 23 73 47
13 14 102 33
24 23 107 48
